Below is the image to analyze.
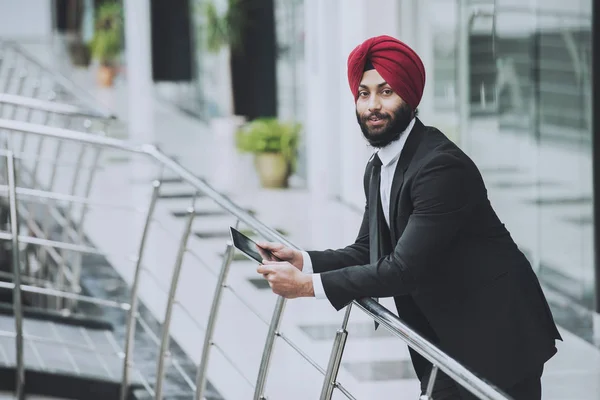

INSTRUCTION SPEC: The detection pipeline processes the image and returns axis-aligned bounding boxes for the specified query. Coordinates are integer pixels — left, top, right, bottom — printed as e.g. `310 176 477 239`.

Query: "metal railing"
0 40 512 400
0 39 115 119
0 115 512 400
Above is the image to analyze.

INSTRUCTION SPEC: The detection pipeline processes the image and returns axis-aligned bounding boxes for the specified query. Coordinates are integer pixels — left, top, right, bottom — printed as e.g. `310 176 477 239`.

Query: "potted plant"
235 118 301 188
61 0 92 68
69 40 92 67
90 2 122 87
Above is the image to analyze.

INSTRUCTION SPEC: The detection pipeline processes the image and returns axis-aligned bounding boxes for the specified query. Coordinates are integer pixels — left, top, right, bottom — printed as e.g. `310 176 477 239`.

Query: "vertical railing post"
15 69 27 97
55 141 87 310
419 365 439 400
28 111 51 199
0 52 19 149
253 296 287 400
119 180 162 400
51 120 90 309
194 219 240 400
76 130 104 232
319 304 352 399
0 56 14 148
154 207 196 400
19 76 42 153
0 49 14 94
7 151 25 400
21 111 52 283
38 124 66 287
25 112 52 294
70 141 103 308
2 69 27 151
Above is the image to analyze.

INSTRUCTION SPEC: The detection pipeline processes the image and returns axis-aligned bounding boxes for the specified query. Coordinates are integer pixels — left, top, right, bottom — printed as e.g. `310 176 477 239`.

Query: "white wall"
337 0 404 208
303 0 341 199
0 0 52 40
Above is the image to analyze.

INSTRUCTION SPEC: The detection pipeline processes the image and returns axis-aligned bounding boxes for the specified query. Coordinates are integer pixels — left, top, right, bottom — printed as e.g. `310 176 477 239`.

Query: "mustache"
362 111 389 120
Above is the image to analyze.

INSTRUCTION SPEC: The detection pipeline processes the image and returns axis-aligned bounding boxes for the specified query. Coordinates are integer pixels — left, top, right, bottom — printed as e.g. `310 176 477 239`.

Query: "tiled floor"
11 39 600 399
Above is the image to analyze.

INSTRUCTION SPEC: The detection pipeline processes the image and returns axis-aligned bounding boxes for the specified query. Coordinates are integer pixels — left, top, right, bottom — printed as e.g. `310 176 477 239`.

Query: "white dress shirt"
303 118 416 299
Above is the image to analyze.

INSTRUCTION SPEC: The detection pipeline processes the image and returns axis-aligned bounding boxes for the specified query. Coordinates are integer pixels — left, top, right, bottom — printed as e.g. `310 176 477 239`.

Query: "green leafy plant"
90 2 122 66
201 0 247 54
236 118 301 172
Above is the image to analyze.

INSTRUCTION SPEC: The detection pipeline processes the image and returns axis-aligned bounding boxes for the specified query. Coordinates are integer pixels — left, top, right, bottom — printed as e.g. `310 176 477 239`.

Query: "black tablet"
229 226 280 263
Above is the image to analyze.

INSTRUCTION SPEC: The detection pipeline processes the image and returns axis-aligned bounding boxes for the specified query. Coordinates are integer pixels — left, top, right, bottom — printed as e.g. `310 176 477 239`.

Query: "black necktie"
368 154 382 329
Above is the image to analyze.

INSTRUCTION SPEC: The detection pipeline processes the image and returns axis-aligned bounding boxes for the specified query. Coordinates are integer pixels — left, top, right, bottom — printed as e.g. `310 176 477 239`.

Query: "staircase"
0 39 205 399
0 308 141 400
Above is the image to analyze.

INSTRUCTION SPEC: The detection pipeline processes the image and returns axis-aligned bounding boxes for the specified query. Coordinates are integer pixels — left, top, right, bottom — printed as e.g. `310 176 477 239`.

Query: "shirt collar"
376 117 416 167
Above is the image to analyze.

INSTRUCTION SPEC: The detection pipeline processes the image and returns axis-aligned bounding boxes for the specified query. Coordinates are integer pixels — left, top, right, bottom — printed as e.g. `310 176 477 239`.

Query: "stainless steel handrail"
0 48 160 398
0 93 112 120
154 207 196 400
0 119 146 153
0 40 116 119
355 300 508 400
0 281 131 310
0 184 146 213
0 118 511 399
120 181 161 400
195 220 239 400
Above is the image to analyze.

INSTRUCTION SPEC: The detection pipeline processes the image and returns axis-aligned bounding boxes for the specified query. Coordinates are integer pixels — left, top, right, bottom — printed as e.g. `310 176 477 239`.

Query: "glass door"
460 1 543 277
526 7 594 308
459 0 594 308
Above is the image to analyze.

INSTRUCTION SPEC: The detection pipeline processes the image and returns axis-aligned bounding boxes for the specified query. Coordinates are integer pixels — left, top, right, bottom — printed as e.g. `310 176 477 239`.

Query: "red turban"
347 35 426 110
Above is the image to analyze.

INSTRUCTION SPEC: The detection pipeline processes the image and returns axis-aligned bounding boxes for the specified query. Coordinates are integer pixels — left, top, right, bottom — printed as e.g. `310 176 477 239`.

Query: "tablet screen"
229 227 279 263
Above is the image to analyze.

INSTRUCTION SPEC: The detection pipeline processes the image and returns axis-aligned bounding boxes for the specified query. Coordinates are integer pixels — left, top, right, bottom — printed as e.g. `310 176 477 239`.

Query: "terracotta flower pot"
254 153 290 188
97 65 116 87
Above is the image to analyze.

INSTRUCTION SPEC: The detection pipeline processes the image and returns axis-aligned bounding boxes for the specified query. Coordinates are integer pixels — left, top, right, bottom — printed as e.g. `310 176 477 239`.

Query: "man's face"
355 69 413 148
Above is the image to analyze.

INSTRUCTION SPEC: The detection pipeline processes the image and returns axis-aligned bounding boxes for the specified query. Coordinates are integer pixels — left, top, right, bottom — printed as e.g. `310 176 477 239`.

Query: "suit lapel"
389 118 426 243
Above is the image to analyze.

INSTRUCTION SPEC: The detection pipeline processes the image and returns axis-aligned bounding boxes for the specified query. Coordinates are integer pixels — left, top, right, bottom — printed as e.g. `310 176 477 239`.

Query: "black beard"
356 103 413 148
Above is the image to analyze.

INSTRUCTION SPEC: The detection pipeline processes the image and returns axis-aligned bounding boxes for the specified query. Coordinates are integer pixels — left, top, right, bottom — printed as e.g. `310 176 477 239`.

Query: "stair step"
0 312 143 400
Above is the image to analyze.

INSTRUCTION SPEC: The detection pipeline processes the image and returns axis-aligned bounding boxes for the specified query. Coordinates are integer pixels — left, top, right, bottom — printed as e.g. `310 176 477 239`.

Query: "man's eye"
382 89 393 95
358 91 369 97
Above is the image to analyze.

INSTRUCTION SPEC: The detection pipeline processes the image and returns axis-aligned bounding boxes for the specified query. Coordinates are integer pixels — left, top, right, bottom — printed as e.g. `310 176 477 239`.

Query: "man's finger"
257 241 275 249
257 264 273 275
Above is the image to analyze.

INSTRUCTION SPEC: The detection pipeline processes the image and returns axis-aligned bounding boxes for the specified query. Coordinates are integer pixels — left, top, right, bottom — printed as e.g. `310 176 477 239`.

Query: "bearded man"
256 35 561 399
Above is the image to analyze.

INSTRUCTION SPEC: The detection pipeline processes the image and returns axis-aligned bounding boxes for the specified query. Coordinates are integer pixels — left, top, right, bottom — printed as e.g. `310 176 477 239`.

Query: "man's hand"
257 261 314 299
256 241 304 271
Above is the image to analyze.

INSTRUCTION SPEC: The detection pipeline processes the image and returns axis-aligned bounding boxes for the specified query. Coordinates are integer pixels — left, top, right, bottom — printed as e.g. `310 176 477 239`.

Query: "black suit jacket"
307 119 561 388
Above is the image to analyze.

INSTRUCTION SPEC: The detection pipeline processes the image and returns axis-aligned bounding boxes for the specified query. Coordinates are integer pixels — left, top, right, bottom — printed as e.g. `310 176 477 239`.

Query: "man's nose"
368 95 381 111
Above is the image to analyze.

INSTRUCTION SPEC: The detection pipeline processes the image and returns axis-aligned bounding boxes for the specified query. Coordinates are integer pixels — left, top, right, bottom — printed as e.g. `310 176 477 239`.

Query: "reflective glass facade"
432 1 596 320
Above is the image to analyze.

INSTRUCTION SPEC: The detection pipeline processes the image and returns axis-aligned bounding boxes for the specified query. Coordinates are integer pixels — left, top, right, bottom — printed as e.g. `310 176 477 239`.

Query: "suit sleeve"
305 164 372 273
320 153 477 310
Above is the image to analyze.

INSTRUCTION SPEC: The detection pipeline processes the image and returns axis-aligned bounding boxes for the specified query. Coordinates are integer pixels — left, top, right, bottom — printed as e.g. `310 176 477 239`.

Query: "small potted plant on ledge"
90 1 122 87
235 118 301 188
